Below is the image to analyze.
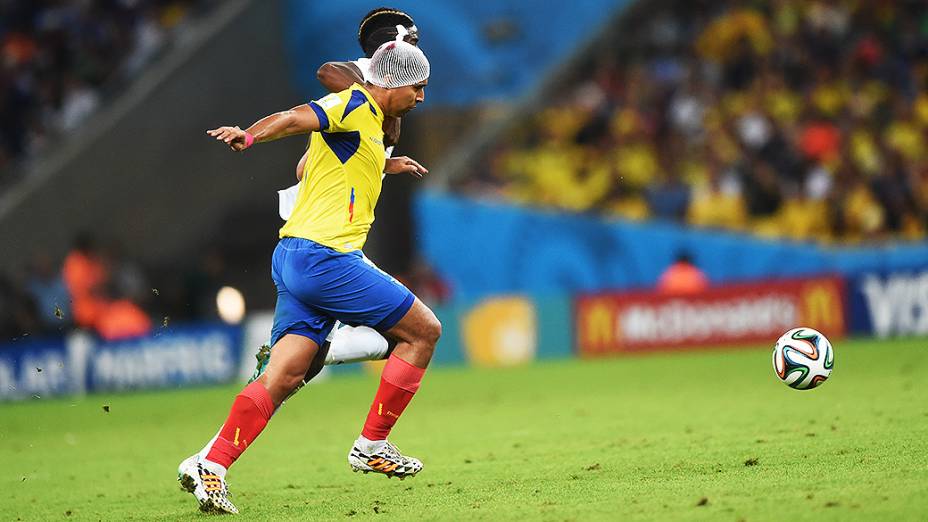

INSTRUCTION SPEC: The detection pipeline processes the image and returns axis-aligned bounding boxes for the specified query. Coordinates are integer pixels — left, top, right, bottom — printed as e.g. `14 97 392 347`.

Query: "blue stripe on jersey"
320 131 361 164
309 101 330 131
341 90 369 122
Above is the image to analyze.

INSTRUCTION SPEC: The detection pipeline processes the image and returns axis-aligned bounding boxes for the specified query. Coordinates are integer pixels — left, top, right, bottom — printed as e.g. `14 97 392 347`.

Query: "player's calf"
348 300 438 477
180 335 321 514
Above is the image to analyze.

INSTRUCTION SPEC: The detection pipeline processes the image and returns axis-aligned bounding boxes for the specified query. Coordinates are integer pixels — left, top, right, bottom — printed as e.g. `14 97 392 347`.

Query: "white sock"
194 430 227 478
325 325 389 365
200 457 228 479
357 435 386 452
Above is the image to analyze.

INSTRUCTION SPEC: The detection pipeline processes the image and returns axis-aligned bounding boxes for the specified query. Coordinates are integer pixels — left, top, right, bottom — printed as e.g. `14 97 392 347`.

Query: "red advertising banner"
575 276 846 357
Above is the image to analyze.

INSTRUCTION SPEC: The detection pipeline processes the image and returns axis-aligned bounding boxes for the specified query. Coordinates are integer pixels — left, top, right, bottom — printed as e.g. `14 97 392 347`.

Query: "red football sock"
361 354 426 441
205 381 275 469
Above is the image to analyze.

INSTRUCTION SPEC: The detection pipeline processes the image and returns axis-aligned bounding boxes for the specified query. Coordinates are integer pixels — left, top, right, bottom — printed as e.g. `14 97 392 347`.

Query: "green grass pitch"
1 337 926 521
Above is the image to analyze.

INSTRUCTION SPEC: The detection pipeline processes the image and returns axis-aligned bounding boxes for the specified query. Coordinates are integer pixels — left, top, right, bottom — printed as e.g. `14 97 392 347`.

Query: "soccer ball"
772 327 834 390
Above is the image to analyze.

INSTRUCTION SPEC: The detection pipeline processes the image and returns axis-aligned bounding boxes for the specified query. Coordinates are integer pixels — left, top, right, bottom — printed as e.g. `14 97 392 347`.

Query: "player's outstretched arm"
385 156 429 179
206 104 321 152
317 62 364 92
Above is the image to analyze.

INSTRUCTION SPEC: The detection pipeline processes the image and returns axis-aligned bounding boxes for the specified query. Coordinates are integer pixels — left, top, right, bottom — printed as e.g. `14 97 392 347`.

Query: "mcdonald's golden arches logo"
800 280 845 335
577 298 619 355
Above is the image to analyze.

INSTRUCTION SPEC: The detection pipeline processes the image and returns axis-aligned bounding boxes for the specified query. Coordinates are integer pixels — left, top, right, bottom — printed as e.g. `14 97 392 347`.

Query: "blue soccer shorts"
269 237 415 348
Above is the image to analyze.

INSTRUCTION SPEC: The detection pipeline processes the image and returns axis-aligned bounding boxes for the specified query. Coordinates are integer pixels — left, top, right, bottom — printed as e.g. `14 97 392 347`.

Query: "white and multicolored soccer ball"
772 327 834 390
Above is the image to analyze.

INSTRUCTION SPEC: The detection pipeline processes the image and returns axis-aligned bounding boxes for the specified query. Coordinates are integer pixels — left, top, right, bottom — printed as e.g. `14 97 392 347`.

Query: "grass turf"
0 337 926 521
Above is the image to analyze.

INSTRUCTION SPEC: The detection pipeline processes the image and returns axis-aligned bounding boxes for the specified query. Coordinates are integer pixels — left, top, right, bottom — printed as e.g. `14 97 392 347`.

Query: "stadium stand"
2 0 926 342
464 0 928 243
0 1 222 341
0 0 217 184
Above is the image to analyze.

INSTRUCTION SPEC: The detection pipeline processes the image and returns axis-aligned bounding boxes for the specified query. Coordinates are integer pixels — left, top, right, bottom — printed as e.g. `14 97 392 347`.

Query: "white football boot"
348 438 423 479
177 455 238 514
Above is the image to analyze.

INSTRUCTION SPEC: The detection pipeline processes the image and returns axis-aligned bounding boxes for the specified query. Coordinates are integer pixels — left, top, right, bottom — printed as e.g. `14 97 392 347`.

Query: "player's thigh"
270 240 336 349
269 288 333 347
304 249 416 332
264 334 319 379
274 237 413 333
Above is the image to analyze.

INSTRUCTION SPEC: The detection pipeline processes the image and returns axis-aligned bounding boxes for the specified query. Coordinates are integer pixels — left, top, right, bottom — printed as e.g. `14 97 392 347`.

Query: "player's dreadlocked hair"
358 7 418 58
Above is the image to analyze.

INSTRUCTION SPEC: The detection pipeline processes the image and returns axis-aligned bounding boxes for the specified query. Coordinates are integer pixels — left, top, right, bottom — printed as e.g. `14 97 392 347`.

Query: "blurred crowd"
3 234 174 342
0 0 215 185
0 233 450 344
0 231 264 342
467 0 928 243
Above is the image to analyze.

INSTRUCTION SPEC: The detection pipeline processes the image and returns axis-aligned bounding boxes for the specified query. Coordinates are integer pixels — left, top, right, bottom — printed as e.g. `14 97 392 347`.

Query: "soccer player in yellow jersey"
300 8 421 368
177 41 437 515
188 9 422 468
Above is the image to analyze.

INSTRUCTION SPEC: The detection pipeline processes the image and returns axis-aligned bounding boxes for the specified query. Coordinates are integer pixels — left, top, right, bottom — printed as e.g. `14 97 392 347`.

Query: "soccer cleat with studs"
177 455 239 514
348 440 423 479
248 344 272 384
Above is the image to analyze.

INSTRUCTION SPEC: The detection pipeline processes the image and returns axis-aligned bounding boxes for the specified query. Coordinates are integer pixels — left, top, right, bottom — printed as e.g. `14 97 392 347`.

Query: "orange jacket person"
657 252 709 295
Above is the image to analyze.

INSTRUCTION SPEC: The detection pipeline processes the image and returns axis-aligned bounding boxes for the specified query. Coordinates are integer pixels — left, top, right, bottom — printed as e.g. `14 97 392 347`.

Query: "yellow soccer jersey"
280 84 386 252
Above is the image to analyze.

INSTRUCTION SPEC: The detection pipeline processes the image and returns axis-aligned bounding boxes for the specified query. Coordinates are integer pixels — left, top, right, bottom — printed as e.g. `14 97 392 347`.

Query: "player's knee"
421 313 442 347
266 367 307 397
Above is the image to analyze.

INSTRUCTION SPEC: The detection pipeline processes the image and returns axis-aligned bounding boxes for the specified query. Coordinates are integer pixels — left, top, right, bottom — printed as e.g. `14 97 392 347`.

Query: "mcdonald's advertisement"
574 276 846 356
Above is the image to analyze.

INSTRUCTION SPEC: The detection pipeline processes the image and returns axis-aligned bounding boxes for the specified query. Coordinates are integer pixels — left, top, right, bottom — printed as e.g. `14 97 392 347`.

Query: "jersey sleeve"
308 90 353 133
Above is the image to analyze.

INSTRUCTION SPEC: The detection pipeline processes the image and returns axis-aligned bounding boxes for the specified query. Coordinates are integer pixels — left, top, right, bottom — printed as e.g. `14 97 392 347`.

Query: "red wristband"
243 132 256 149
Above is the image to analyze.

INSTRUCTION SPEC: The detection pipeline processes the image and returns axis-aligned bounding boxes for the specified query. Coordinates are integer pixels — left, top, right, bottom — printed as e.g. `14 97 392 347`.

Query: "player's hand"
207 126 248 152
385 156 428 179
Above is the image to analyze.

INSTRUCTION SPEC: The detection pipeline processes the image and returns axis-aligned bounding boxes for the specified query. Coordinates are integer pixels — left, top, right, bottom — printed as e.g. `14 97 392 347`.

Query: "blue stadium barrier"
0 323 243 401
2 263 920 401
283 0 631 105
0 337 73 401
415 191 928 301
82 324 243 393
